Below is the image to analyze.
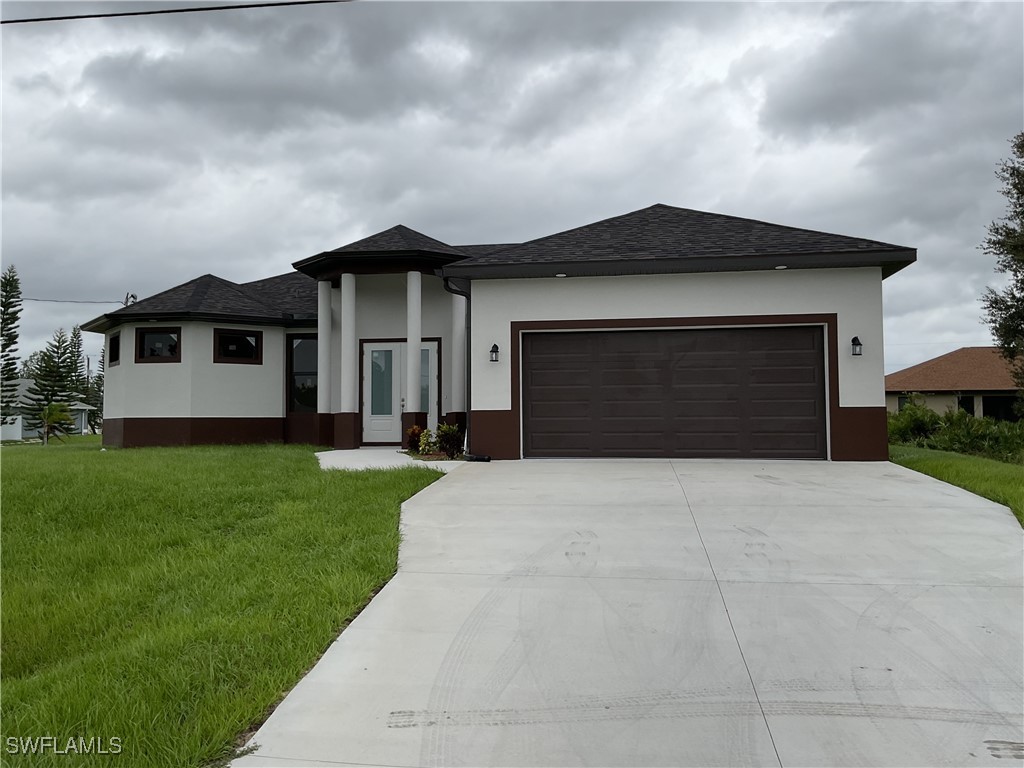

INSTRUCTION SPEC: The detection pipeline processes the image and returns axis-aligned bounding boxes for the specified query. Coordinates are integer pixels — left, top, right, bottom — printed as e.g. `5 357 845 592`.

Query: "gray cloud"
1 1 1019 373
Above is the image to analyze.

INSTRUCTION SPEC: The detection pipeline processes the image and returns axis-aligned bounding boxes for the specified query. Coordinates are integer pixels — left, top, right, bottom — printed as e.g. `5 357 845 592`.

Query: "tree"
68 325 87 393
37 402 74 446
19 350 43 380
24 329 79 437
1 264 23 425
982 131 1024 395
86 355 104 434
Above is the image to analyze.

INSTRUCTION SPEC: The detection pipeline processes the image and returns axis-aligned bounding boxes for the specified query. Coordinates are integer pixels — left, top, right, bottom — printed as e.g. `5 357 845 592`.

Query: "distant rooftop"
885 347 1018 392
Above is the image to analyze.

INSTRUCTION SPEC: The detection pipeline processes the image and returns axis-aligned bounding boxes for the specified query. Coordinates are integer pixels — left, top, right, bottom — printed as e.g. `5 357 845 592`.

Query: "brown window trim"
135 326 182 364
108 332 121 367
213 328 263 365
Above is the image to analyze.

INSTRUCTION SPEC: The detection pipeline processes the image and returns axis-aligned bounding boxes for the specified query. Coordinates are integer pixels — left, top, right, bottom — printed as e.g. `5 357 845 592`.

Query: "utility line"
1 0 352 25
23 298 124 304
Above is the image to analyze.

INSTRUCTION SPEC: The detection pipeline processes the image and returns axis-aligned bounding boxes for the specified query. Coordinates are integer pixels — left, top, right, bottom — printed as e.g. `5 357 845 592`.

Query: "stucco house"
83 204 916 460
885 347 1021 421
0 379 95 441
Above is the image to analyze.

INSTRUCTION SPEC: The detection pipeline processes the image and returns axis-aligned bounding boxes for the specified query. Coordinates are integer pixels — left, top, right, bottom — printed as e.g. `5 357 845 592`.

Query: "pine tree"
1 264 23 425
24 329 79 437
982 131 1024 392
86 355 104 434
19 350 43 380
68 325 87 394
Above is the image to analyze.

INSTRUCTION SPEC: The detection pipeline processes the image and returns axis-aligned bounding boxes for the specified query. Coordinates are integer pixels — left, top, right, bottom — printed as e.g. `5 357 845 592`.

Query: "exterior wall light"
851 336 863 356
489 344 499 363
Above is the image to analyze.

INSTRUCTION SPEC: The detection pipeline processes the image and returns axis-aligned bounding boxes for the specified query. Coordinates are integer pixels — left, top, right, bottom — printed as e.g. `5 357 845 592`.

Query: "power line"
24 298 124 304
1 0 351 25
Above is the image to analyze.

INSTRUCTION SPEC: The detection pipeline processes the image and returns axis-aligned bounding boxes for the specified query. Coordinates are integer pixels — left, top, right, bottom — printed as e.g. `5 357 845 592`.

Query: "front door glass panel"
370 349 393 416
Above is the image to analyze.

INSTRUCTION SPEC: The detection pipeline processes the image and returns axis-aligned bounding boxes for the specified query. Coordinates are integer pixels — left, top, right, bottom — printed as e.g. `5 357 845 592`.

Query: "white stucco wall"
471 267 885 411
102 322 286 418
352 274 456 414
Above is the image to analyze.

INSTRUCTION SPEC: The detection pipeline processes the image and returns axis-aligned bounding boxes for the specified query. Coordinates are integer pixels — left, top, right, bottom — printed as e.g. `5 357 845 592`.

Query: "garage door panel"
522 327 826 459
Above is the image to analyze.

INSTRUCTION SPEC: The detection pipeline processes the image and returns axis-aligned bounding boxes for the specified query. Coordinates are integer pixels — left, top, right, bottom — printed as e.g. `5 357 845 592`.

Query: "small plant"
437 423 464 459
417 428 438 455
406 424 423 452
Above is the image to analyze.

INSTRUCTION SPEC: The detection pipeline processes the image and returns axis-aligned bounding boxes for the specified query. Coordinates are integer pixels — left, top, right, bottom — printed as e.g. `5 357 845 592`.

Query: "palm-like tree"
38 402 74 446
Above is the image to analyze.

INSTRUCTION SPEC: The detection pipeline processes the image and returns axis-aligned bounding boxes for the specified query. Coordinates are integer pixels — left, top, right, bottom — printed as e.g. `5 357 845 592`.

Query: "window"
288 335 317 412
136 327 181 363
108 333 120 367
897 395 909 412
214 328 262 364
982 395 1020 422
957 395 975 416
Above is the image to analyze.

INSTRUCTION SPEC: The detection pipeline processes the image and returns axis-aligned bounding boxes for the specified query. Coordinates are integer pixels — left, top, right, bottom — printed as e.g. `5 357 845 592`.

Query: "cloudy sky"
2 0 1021 373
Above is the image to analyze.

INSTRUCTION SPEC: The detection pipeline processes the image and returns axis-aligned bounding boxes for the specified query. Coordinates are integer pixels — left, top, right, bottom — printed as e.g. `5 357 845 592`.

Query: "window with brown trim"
135 327 181 363
108 333 120 367
213 328 263 365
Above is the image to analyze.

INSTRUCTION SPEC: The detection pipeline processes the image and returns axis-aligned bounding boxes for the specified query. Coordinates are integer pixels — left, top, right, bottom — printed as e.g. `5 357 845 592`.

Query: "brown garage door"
522 326 826 459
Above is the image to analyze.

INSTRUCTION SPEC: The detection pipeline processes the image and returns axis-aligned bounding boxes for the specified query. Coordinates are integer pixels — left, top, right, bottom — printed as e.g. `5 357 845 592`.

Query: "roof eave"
293 249 467 279
81 311 296 334
442 249 917 280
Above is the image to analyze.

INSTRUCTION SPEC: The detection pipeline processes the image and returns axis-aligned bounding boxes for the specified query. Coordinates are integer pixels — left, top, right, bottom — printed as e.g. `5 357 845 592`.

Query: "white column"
340 273 357 413
450 293 467 412
406 270 422 413
316 280 332 414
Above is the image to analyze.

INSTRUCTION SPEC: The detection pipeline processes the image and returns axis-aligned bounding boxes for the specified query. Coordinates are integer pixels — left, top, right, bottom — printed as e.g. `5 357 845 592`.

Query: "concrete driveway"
235 460 1023 767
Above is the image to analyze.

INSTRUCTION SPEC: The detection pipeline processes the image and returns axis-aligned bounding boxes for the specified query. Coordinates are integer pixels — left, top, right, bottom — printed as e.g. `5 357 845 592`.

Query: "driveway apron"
234 460 1023 768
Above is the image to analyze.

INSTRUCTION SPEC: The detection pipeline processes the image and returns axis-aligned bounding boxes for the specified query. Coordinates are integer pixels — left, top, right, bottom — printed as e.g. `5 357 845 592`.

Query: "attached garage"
521 326 827 459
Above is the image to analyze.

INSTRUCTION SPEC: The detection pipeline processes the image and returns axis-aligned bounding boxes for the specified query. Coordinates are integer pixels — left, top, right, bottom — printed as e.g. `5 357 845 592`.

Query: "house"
885 346 1021 421
82 204 916 460
0 379 95 441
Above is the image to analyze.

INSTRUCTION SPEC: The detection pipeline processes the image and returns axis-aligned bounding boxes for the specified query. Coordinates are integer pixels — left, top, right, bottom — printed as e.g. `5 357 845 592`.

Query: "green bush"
889 400 1024 464
887 396 941 443
418 428 438 455
436 423 464 459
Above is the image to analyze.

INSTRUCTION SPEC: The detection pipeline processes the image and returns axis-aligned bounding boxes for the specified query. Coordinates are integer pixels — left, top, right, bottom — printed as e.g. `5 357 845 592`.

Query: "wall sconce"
489 344 499 363
851 336 863 356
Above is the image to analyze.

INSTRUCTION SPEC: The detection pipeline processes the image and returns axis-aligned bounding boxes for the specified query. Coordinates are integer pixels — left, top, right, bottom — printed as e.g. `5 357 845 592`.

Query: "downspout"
442 275 486 459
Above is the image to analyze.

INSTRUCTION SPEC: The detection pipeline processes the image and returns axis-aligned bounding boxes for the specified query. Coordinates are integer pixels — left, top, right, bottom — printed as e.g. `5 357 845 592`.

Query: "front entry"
361 341 439 443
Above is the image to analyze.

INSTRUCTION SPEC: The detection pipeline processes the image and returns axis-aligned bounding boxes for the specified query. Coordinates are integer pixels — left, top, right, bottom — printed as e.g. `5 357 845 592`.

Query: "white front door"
361 341 439 443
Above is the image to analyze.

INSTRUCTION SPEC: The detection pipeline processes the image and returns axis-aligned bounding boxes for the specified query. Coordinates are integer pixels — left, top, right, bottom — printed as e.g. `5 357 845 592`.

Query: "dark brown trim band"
102 417 284 448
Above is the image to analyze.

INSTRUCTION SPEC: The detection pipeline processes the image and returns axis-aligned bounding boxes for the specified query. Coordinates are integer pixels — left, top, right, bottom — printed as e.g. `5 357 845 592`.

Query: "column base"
442 411 468 434
332 413 360 449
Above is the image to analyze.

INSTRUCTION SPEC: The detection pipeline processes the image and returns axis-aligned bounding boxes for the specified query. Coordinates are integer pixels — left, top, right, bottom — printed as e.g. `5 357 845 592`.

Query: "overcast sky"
2 0 1021 373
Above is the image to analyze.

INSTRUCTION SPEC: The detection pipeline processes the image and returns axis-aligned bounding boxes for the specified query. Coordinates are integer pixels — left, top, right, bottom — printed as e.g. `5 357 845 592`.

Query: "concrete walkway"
235 460 1023 767
315 446 466 473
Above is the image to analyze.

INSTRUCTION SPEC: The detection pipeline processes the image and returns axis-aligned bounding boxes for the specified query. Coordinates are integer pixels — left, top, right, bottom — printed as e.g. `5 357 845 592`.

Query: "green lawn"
889 444 1024 526
1 436 442 767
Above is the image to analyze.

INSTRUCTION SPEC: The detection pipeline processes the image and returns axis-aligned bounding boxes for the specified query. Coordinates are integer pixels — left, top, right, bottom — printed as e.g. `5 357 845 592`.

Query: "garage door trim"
509 314 839 460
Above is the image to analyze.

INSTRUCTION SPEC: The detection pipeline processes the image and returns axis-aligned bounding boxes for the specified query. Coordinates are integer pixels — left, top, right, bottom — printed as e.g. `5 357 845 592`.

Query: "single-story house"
0 378 95 441
82 204 916 460
885 346 1021 421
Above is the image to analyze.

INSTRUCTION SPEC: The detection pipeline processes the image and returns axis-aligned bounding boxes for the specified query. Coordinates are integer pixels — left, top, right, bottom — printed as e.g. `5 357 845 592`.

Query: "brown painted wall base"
442 411 468 434
830 406 889 461
333 412 360 449
103 417 285 448
468 410 519 459
401 412 428 448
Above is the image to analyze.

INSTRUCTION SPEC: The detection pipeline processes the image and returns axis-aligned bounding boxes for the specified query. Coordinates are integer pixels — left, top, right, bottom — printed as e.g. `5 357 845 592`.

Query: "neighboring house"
885 347 1021 421
0 378 95 441
82 204 916 460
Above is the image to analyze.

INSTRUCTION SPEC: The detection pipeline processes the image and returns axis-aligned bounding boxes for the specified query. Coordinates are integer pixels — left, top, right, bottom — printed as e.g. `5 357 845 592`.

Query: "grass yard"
1 436 442 767
889 444 1024 526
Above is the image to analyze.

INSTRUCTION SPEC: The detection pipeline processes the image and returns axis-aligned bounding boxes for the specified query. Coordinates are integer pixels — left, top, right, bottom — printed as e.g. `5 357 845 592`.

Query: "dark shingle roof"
329 225 467 257
81 273 315 332
452 243 521 257
444 204 915 278
885 347 1019 393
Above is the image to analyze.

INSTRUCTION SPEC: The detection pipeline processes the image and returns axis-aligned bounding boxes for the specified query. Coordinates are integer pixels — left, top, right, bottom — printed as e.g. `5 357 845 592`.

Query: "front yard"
1 437 442 767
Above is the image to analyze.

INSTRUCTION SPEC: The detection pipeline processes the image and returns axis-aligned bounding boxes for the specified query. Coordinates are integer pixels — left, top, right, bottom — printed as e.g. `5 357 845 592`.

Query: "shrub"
436 423 464 459
406 425 423 452
887 396 941 443
417 428 438 455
